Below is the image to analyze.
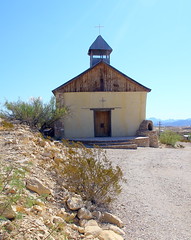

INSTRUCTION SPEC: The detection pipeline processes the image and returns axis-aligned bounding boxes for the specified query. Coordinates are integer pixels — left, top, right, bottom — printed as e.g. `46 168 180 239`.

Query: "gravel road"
107 143 191 240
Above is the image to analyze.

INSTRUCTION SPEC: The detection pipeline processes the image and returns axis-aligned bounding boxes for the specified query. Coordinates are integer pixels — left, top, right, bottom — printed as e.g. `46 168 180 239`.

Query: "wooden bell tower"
88 35 113 67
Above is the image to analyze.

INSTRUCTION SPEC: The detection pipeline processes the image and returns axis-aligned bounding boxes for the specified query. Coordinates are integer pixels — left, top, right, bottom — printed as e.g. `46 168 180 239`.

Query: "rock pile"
0 120 125 240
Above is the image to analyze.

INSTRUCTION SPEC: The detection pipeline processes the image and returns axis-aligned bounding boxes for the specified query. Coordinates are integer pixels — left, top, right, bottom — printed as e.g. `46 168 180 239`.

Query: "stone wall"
135 137 150 147
54 119 65 140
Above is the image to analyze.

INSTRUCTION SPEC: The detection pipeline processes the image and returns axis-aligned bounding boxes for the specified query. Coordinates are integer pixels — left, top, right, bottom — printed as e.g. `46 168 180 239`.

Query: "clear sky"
0 0 190 120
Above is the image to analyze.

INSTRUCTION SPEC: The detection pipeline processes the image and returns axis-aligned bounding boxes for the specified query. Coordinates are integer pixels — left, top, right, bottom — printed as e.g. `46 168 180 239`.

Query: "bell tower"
88 35 113 67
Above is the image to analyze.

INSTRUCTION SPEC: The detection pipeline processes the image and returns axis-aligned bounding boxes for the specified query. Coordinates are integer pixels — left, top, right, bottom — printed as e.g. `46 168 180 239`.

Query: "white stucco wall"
57 92 147 138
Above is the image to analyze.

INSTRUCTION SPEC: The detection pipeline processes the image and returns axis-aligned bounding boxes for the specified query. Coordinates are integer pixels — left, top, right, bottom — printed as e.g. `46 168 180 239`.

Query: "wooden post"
158 121 162 136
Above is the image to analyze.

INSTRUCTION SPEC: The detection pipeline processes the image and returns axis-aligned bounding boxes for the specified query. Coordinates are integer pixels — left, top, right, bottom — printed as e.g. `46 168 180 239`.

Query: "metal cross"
95 24 104 35
99 97 106 107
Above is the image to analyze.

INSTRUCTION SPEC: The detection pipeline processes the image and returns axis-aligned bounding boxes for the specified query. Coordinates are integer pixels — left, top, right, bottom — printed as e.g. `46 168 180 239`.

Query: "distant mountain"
148 118 191 127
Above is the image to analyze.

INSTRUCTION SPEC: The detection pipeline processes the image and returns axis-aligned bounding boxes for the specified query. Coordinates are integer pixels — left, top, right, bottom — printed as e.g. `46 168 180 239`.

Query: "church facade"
52 35 151 139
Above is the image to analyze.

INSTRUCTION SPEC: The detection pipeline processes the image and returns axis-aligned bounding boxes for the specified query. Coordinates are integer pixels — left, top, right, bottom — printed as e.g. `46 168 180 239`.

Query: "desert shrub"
159 130 182 147
0 120 14 130
0 164 60 239
0 163 48 213
0 165 26 220
55 141 125 206
0 97 68 129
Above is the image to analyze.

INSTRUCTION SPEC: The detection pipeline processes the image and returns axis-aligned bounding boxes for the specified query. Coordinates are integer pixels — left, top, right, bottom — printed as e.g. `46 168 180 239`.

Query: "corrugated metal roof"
88 35 112 55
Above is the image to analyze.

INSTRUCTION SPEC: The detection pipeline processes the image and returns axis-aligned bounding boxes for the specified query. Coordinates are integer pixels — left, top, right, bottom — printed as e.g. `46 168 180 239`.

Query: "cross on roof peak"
95 24 104 35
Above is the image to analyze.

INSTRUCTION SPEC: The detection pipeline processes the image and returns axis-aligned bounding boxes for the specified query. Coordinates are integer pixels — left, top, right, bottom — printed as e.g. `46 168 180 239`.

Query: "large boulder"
77 207 93 220
26 178 51 195
108 225 126 236
67 195 84 210
101 212 124 228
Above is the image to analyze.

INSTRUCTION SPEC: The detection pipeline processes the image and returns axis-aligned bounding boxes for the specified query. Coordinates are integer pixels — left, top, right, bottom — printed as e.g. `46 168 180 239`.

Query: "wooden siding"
55 62 150 93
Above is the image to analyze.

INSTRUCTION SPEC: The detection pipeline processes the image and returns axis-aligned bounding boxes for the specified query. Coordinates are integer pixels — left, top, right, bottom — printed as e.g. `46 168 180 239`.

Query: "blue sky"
0 0 190 119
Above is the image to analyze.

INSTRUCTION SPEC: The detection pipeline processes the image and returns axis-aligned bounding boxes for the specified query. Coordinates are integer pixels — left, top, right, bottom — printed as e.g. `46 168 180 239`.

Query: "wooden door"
94 111 111 137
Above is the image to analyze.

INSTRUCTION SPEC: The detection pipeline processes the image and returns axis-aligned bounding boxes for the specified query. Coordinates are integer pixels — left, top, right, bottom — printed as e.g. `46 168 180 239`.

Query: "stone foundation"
135 137 150 147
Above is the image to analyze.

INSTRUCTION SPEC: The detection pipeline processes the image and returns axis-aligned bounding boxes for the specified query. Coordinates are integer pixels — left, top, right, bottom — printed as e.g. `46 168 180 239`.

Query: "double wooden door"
94 111 111 137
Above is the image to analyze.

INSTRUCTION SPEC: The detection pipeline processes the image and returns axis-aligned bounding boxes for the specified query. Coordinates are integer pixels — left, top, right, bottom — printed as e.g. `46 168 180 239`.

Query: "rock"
84 220 99 227
37 138 49 147
70 223 85 233
98 230 124 240
5 187 16 194
26 178 51 195
30 205 44 215
35 199 46 207
92 210 102 220
83 235 96 239
51 216 66 229
101 212 124 228
5 139 18 145
67 195 83 210
16 205 27 214
22 137 30 144
84 225 102 237
1 220 15 232
80 219 99 229
42 151 53 158
108 225 126 236
57 208 77 222
54 154 63 164
43 146 60 159
79 219 88 227
77 207 93 220
84 200 96 211
0 202 16 219
78 227 85 234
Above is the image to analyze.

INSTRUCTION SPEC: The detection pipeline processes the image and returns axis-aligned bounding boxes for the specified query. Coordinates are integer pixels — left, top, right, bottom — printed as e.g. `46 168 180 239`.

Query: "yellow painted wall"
58 92 147 138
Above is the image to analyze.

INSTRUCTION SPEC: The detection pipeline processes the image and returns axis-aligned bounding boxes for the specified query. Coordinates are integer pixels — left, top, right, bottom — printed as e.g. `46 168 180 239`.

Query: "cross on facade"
99 97 106 107
95 24 104 35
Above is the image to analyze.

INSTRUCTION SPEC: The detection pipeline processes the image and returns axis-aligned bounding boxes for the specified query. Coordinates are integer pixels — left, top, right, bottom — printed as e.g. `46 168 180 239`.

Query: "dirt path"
107 143 191 240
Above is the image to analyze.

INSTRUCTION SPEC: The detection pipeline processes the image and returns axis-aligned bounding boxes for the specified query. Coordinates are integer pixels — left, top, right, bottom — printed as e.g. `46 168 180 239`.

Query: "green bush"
55 141 125 206
0 97 68 129
159 130 181 147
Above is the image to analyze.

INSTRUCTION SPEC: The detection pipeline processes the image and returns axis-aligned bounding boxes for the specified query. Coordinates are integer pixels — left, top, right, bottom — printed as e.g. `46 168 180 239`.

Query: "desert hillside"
0 120 125 240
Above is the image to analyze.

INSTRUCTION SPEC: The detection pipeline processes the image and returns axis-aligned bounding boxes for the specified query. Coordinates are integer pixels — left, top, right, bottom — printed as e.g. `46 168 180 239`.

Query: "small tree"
55 141 125 206
0 97 68 130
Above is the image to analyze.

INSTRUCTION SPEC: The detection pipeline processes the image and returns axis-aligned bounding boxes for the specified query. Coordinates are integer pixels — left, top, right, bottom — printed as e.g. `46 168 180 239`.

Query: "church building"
52 35 151 139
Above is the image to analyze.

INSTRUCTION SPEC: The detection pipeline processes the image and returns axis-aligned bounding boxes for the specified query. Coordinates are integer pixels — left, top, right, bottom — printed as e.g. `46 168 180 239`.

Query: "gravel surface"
107 143 191 240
